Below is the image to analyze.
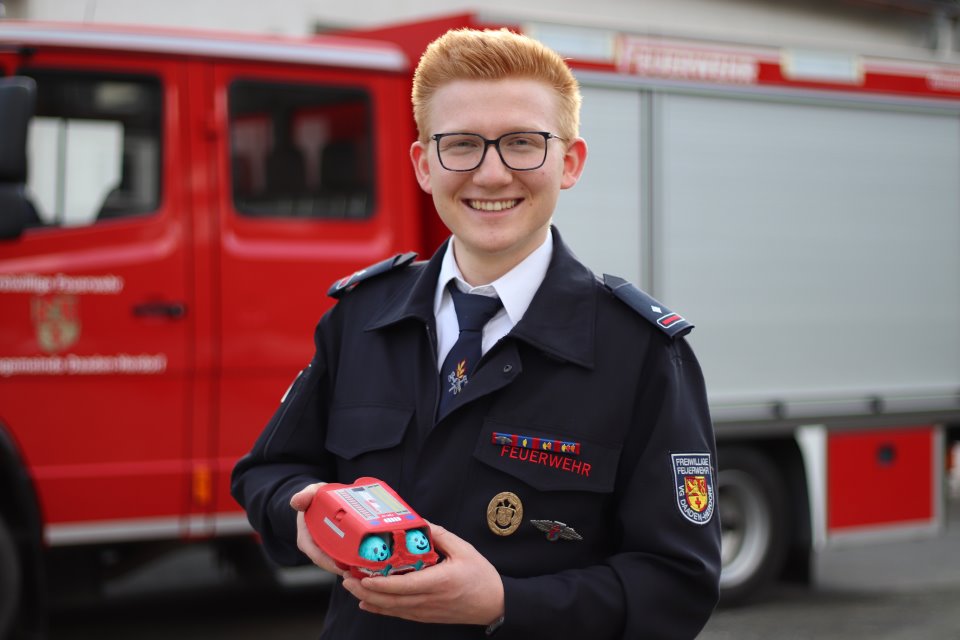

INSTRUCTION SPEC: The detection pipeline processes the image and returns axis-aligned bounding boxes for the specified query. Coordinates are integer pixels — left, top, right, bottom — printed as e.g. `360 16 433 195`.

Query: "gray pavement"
700 585 960 639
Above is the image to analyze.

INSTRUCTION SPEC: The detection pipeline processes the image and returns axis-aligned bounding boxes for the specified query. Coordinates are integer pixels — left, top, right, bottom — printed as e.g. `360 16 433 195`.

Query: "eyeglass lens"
436 132 550 171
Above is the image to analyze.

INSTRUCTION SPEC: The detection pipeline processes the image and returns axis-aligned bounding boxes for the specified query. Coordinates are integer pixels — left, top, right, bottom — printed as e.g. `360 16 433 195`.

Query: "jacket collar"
366 226 596 369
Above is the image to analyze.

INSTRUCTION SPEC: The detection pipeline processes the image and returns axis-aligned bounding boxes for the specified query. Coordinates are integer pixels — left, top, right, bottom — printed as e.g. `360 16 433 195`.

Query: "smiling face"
405 528 431 554
358 534 392 562
410 78 587 285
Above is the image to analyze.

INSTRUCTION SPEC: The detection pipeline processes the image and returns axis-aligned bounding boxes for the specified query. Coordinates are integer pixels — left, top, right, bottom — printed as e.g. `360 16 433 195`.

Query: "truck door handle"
133 301 187 319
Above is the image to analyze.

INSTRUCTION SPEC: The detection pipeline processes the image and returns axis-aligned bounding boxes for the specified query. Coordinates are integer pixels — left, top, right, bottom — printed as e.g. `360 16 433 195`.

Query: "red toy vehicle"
305 477 440 578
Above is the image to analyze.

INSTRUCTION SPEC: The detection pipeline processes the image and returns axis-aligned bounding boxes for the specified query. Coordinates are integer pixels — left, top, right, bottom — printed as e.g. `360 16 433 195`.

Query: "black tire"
717 446 790 605
0 513 22 638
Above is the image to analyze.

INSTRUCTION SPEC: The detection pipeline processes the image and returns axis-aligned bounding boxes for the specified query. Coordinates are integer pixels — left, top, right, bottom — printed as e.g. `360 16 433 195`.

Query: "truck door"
0 51 194 544
204 60 418 530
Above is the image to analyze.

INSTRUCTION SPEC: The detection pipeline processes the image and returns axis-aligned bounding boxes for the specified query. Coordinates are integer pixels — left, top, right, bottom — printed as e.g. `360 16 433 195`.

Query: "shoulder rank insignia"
602 274 693 339
328 252 418 299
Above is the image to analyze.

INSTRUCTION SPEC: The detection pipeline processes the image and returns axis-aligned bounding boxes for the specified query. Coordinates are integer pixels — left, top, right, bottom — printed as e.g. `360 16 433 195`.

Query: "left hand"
341 522 504 626
289 482 346 577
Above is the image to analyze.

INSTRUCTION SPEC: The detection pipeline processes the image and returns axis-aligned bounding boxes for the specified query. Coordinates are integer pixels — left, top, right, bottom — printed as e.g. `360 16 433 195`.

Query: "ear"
559 137 588 190
410 141 433 194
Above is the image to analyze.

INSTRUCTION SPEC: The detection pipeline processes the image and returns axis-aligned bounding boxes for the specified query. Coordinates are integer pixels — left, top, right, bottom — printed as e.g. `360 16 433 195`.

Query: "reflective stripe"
45 512 253 546
0 23 407 72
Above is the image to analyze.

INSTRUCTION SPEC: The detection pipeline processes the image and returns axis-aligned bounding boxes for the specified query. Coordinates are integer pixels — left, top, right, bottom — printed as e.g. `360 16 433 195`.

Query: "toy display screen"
334 483 411 523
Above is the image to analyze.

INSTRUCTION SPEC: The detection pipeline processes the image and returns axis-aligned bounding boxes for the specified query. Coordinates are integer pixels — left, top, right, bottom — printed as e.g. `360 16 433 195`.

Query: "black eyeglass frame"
430 131 565 172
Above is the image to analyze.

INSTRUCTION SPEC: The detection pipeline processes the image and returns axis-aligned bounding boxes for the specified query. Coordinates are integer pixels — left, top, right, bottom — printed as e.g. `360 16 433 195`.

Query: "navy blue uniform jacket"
231 227 721 639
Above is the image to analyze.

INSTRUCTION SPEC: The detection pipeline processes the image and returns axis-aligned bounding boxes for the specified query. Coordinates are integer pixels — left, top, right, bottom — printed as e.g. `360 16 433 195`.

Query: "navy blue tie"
437 284 502 421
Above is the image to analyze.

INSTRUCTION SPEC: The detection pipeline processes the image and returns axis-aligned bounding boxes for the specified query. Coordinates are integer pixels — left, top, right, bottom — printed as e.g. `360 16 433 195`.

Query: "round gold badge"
486 491 523 536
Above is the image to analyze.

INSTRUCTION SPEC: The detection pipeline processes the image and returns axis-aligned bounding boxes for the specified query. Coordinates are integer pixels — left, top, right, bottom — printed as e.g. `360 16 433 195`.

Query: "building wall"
2 0 956 63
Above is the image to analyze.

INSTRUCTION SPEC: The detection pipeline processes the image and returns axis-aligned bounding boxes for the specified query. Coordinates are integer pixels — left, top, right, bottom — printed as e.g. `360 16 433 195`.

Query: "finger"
294 511 325 562
343 575 406 607
344 576 432 615
356 566 439 595
289 481 326 511
296 511 344 575
356 599 421 622
426 522 475 558
348 580 469 626
341 575 364 599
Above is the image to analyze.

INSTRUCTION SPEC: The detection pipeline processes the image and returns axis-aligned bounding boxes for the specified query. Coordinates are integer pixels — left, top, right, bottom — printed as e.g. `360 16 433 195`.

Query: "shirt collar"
366 227 596 369
433 231 553 326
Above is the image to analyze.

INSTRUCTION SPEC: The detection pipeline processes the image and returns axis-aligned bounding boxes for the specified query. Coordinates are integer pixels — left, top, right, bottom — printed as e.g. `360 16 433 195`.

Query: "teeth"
468 199 518 211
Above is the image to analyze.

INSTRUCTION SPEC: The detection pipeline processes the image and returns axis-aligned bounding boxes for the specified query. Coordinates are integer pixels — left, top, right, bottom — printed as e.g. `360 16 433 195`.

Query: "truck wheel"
717 447 789 605
0 514 21 637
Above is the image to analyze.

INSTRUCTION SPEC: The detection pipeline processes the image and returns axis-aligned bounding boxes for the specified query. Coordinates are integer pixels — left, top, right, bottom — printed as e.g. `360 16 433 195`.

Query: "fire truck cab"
0 23 433 636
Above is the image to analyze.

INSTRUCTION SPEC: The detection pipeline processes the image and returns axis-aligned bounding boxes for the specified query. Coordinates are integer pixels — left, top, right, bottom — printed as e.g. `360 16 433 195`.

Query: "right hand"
291 482 346 577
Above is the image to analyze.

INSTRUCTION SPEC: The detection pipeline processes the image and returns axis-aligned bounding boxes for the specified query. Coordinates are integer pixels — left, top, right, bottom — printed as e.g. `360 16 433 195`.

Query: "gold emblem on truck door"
31 294 80 353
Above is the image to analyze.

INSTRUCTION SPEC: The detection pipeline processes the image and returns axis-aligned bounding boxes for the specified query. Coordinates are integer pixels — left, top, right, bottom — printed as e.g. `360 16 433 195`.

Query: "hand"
290 482 345 577
341 523 504 626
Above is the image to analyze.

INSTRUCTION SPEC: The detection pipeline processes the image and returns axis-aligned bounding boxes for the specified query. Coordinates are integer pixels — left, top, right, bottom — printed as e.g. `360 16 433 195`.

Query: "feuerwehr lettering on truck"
0 272 167 377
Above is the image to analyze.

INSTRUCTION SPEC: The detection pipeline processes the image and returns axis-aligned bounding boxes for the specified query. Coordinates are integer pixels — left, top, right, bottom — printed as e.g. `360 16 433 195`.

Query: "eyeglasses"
431 131 565 172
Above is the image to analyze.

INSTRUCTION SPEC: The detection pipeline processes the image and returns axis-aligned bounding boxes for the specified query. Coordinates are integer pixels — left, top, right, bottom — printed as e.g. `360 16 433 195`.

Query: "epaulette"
328 252 418 299
602 274 693 339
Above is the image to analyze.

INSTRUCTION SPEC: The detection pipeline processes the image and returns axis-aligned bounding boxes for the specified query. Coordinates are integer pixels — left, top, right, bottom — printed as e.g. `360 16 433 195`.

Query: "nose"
472 145 513 187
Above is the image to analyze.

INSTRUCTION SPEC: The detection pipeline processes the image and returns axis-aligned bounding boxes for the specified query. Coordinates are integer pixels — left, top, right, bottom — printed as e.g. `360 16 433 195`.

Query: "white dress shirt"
433 232 553 370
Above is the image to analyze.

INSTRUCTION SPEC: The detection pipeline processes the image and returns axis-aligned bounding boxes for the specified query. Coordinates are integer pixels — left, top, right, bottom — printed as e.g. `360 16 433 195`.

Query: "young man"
232 27 721 639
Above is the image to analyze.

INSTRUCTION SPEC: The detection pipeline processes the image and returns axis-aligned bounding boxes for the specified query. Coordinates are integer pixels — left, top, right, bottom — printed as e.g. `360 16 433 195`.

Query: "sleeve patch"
671 452 715 525
328 252 418 299
602 274 693 339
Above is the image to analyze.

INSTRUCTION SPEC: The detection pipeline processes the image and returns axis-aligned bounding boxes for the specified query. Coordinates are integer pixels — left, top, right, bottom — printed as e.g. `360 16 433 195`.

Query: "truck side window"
18 69 162 227
229 80 373 220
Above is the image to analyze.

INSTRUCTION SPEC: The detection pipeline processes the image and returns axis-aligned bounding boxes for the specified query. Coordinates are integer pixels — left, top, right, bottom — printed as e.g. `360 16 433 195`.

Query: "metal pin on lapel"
531 519 583 542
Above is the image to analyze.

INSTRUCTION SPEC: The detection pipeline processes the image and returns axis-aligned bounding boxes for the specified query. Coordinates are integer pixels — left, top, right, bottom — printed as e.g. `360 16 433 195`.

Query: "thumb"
427 522 473 557
290 481 326 512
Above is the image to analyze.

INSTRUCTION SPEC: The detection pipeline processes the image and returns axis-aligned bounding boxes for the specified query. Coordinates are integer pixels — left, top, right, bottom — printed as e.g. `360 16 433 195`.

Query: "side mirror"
0 76 37 240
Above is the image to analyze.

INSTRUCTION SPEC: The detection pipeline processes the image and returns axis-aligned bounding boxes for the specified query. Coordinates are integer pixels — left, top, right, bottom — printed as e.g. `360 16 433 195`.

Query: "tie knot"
448 284 502 332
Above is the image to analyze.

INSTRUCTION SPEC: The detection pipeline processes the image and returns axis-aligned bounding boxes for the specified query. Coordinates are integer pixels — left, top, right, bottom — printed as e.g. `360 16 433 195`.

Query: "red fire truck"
0 12 957 637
